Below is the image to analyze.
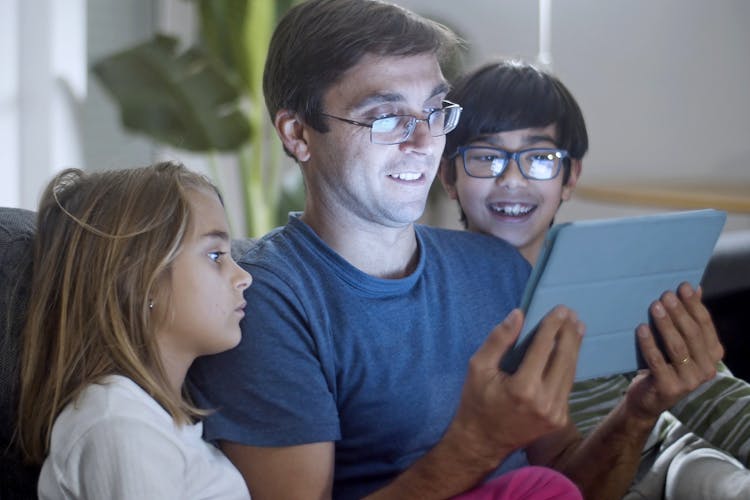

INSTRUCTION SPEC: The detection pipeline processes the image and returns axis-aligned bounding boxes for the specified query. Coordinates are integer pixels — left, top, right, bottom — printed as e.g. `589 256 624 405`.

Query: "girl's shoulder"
51 375 178 451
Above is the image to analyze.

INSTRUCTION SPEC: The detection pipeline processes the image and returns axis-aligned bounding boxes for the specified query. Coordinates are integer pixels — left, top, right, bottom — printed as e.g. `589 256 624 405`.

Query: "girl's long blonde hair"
17 162 219 464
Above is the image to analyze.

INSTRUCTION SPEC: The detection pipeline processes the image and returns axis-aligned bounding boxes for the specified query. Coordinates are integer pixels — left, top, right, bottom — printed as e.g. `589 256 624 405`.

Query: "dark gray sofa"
702 230 750 381
0 207 38 499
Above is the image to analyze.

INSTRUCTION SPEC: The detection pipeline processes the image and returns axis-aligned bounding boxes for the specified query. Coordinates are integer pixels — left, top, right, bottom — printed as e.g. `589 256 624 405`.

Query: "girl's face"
155 188 252 367
441 125 581 265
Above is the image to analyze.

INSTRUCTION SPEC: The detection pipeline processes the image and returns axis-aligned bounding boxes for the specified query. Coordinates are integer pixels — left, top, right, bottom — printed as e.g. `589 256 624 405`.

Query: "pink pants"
452 466 582 500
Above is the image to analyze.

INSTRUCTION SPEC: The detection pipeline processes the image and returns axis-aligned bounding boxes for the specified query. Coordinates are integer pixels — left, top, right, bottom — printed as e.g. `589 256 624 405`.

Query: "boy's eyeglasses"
450 146 569 180
320 101 462 145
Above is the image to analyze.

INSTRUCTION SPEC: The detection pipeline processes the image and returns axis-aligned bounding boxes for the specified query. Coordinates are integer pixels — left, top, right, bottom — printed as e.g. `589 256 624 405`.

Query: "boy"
439 58 750 498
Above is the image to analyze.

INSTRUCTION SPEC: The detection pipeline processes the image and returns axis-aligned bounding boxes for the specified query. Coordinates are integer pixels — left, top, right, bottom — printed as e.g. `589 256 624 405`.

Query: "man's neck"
300 210 419 279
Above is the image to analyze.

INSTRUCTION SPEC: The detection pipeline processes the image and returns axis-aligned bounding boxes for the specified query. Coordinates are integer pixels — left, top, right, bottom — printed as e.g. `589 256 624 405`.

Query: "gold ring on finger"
679 356 690 365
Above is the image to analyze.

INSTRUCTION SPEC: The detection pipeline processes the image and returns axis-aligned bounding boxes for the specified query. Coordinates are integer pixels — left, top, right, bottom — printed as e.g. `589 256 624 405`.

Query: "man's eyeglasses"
320 101 462 145
450 146 569 180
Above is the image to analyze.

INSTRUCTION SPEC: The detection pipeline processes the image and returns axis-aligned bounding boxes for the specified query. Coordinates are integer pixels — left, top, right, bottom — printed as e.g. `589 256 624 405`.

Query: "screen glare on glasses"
455 146 569 180
320 101 462 145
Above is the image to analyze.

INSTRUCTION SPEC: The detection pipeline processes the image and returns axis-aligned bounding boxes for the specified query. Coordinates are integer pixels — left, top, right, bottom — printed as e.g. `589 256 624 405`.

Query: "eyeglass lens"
370 105 461 144
462 147 564 180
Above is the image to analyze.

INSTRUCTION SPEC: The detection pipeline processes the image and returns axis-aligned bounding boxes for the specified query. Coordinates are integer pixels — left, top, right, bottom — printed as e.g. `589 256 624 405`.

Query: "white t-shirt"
38 375 250 500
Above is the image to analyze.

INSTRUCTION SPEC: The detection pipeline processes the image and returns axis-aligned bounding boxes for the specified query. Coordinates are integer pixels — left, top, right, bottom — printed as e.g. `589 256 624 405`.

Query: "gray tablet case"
500 209 727 381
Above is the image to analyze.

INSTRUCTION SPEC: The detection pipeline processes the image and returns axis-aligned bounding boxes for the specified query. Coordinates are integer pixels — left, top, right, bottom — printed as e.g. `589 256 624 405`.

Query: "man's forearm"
553 400 658 500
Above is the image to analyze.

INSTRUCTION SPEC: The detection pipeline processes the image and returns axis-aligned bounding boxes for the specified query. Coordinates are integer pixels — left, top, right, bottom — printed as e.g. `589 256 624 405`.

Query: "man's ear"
438 158 458 200
274 110 311 163
561 159 582 201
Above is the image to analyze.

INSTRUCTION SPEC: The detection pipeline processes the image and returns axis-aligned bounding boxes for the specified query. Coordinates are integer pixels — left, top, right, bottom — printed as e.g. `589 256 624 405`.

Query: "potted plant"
92 0 300 237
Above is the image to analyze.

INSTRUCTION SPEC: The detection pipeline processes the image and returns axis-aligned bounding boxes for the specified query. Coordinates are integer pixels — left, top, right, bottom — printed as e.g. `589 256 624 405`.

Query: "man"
438 58 750 498
189 1 722 498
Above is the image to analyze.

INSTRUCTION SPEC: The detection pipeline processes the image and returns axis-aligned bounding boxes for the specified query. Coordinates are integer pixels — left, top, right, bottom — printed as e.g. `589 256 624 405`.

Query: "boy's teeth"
391 173 420 181
493 203 532 216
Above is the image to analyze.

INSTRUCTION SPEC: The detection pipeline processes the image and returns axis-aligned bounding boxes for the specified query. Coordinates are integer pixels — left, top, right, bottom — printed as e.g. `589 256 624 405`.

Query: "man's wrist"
441 418 514 474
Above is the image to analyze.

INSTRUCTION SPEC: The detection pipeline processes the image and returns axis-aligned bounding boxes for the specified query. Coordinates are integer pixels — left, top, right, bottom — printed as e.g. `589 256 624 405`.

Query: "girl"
17 162 252 499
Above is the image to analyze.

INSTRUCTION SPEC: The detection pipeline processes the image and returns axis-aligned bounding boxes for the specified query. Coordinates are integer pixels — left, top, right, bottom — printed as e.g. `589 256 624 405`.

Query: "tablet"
499 209 727 381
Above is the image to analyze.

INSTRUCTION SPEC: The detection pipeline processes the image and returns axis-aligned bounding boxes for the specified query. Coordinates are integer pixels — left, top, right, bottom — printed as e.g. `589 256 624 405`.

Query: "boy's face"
441 124 580 264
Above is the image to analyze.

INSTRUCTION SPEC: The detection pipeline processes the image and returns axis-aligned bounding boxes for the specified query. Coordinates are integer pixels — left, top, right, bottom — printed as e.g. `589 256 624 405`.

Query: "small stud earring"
148 299 154 310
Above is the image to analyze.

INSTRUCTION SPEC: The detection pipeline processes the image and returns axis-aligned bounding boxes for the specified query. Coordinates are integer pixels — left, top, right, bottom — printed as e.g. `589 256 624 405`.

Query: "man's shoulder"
235 222 304 269
417 225 526 261
415 226 530 291
232 219 330 292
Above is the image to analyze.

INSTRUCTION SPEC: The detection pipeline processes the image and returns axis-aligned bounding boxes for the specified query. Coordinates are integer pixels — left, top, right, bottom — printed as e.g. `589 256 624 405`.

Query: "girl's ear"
148 279 169 328
274 110 311 163
438 158 458 200
561 159 582 201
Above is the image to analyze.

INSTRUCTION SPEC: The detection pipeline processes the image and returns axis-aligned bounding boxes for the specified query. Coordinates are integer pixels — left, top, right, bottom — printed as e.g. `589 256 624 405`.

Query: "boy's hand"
446 306 584 464
625 282 724 421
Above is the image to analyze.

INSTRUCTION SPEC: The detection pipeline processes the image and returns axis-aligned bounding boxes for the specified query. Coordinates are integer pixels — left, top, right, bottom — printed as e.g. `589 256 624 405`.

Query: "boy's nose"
496 158 528 188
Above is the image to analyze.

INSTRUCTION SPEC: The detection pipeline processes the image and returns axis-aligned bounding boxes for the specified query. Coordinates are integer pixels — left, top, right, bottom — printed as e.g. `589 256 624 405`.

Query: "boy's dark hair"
442 59 589 187
263 0 460 136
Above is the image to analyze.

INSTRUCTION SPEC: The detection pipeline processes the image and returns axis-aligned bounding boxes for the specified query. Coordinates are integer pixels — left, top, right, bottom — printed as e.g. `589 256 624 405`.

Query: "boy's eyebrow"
350 82 451 112
476 133 558 148
524 133 558 145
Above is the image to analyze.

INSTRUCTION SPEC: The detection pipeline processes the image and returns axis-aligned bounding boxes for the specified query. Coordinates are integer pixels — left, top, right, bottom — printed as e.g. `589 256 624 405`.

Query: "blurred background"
2 0 749 237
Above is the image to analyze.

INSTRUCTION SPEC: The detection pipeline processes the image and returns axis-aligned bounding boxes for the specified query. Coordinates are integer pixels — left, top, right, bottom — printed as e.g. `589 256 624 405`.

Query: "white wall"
0 0 20 207
1 0 87 209
0 0 159 210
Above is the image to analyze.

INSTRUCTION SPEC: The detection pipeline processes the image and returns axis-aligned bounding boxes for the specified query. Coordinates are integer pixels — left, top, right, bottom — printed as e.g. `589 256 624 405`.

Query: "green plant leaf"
196 0 251 86
91 34 251 151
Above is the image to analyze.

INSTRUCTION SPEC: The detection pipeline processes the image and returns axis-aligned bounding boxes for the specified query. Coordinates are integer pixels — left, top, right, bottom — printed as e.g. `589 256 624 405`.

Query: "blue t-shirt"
189 215 531 499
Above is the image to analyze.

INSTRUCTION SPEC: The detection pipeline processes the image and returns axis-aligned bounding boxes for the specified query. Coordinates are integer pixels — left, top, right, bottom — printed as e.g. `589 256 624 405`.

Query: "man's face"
444 125 580 264
303 52 449 230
